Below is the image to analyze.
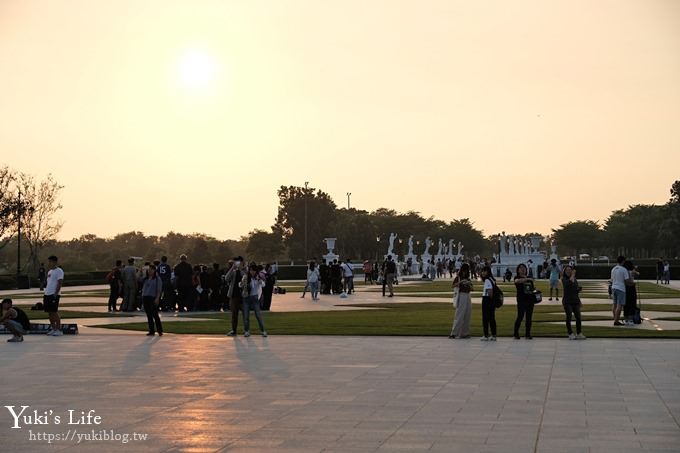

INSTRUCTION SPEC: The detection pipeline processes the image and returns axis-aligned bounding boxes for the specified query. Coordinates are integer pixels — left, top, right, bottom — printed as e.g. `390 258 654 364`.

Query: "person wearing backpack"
480 265 497 341
514 263 535 339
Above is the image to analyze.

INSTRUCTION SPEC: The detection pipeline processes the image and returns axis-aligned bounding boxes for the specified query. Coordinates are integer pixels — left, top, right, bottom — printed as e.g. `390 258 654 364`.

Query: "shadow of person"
232 336 290 382
119 335 161 376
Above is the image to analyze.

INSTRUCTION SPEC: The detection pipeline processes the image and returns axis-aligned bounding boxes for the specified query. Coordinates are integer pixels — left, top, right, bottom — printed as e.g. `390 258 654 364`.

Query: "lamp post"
347 192 351 209
375 236 380 262
304 181 309 262
16 189 21 286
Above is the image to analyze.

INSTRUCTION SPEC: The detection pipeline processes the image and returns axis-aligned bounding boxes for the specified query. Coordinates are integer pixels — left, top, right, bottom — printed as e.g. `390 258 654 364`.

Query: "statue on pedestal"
457 241 464 256
424 237 432 255
509 236 515 255
407 235 414 256
448 239 455 256
437 238 443 256
387 232 397 256
500 232 507 255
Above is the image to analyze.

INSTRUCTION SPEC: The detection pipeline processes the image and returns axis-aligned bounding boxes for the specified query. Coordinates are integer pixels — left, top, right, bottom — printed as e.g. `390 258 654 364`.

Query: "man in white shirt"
610 255 629 326
44 255 64 336
341 260 354 295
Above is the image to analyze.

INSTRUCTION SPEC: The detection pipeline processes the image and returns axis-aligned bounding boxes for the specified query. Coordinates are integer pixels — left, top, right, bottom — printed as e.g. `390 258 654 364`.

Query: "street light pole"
304 181 309 262
347 192 351 209
16 189 21 285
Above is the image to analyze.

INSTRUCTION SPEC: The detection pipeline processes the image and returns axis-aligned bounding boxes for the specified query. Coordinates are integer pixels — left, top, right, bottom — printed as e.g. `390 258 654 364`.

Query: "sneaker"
626 320 634 326
50 330 63 336
448 335 455 339
513 335 521 340
480 337 489 341
568 333 576 340
226 330 235 336
525 336 533 340
575 333 587 340
549 297 552 301
613 321 624 326
556 297 559 301
7 336 23 342
490 336 497 341
244 331 251 337
45 328 54 335
262 331 268 337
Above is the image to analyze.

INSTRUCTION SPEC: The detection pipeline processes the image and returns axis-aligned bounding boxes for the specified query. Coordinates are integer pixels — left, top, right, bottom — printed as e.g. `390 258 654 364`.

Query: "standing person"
623 260 639 326
157 256 174 311
449 263 473 339
261 264 275 311
342 260 354 294
141 265 163 336
1 298 31 342
37 263 46 291
363 260 373 284
610 256 629 326
480 265 497 341
330 260 342 294
307 261 320 301
240 264 267 337
173 255 193 312
224 257 244 336
656 258 664 284
209 263 224 311
663 260 670 284
121 258 138 312
384 255 397 297
548 259 562 301
106 260 123 312
513 263 535 340
44 256 64 336
561 265 585 339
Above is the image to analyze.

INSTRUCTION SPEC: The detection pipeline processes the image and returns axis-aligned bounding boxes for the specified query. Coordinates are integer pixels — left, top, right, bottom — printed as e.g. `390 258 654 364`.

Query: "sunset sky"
1 0 679 241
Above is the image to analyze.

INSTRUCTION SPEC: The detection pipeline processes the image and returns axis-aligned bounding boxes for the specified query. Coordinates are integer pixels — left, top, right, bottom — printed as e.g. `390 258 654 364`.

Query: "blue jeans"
242 295 265 333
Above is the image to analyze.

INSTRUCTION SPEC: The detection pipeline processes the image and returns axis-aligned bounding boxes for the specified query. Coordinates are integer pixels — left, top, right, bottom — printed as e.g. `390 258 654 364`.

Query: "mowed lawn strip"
95 302 680 338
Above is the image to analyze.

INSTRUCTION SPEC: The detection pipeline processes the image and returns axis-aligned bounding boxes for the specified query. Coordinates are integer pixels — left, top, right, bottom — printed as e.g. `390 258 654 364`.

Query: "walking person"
480 265 497 341
547 259 562 301
240 264 267 337
106 260 123 312
342 260 355 294
449 263 473 339
307 261 320 301
44 256 64 336
561 265 585 339
384 255 397 297
513 263 535 339
224 258 245 336
141 265 163 336
610 256 629 326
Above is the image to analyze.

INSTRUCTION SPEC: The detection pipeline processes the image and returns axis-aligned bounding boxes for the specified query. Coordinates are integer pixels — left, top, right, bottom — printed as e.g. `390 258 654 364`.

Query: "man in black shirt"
106 260 123 312
157 256 174 311
173 254 194 312
1 298 31 342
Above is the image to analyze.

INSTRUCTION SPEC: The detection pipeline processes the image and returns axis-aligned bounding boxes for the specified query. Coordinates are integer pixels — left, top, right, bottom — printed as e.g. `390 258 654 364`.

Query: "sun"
176 49 218 91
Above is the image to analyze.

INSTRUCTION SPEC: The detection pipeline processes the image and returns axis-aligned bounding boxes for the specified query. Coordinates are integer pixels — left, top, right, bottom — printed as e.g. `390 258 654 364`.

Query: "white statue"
387 232 397 255
407 235 414 255
437 238 443 256
509 236 515 255
500 232 507 255
443 244 448 256
424 237 432 255
448 239 455 255
457 241 464 256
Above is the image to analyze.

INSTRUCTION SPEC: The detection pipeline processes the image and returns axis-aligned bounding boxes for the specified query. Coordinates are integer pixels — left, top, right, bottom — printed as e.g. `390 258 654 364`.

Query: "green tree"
552 221 603 257
0 166 22 251
273 185 337 260
604 205 665 258
244 229 284 263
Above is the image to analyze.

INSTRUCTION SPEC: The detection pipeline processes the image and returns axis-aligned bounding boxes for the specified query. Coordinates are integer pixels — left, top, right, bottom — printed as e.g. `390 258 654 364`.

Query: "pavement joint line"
632 350 680 431
533 340 557 453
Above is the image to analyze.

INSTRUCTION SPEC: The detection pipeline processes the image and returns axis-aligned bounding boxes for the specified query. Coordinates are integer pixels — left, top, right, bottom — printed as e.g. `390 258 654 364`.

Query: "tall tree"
244 229 284 262
0 166 22 251
552 220 603 257
273 185 337 260
604 205 664 258
17 173 64 270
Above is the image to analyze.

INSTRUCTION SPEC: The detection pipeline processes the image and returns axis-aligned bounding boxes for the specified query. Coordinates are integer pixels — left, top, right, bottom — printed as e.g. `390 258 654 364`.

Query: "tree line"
1 163 677 273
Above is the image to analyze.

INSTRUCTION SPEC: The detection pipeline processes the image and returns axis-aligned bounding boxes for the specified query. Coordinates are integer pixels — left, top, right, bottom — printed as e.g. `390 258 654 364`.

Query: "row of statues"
387 233 463 258
499 232 536 256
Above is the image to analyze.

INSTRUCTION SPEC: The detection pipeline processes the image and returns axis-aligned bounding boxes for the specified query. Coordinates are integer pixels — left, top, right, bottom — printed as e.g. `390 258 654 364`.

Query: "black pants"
177 285 193 311
230 296 242 332
108 286 119 311
514 299 534 337
161 281 175 311
481 296 496 337
623 285 637 319
563 303 581 334
261 286 273 311
143 296 163 334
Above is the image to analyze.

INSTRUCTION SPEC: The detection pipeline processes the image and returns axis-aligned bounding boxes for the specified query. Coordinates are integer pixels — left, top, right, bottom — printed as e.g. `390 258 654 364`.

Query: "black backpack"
492 280 504 308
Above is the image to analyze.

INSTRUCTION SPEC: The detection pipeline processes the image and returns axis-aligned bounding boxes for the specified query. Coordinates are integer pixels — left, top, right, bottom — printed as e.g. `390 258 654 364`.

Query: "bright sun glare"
176 50 218 90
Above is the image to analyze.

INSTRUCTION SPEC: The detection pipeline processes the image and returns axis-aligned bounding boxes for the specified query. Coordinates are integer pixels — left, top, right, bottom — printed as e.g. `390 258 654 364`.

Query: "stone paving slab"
1 335 679 452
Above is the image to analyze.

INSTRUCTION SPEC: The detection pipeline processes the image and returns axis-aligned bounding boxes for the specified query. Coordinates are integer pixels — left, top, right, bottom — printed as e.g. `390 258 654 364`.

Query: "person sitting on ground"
503 268 512 283
1 298 31 343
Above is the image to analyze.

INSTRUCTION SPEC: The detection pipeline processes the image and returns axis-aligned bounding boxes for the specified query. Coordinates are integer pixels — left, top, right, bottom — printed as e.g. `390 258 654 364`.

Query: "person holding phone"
240 263 267 337
561 265 585 339
514 263 535 339
480 265 497 341
141 265 163 336
449 263 473 339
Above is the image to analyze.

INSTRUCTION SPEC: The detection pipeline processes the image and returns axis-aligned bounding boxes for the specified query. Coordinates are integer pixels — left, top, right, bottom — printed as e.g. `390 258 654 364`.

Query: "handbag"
533 290 543 304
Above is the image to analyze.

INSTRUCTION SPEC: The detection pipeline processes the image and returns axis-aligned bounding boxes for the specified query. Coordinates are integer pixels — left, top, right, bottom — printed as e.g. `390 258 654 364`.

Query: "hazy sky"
1 0 679 240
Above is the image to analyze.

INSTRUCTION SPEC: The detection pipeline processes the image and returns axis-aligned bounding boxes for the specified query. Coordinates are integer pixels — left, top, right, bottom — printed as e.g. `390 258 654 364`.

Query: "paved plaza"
2 333 680 452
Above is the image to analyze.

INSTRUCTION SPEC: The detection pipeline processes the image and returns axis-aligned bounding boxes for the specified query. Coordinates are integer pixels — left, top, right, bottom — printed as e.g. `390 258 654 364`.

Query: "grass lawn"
96 302 680 338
